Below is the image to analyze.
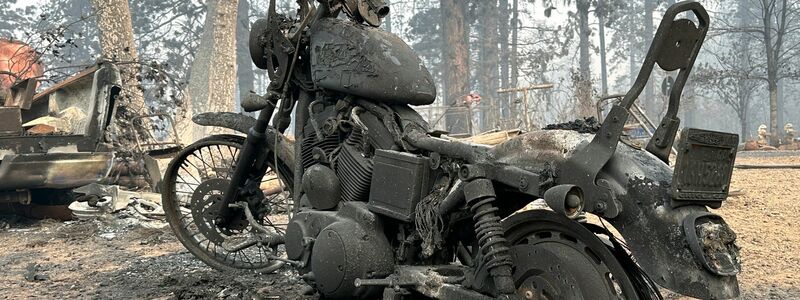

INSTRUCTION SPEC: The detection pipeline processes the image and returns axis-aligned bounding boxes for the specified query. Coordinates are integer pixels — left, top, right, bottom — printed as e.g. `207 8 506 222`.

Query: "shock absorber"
460 165 516 297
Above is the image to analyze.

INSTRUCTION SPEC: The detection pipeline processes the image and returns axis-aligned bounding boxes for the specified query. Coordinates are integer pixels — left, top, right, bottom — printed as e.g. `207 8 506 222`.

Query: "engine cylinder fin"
335 143 373 202
301 132 339 169
345 126 365 148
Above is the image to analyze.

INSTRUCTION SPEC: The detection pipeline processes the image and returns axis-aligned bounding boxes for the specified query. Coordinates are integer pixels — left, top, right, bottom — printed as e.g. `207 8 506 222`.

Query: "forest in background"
0 0 798 142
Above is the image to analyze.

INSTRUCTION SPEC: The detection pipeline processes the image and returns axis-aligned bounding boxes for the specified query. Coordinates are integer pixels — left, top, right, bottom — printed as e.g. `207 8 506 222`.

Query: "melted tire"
502 210 639 300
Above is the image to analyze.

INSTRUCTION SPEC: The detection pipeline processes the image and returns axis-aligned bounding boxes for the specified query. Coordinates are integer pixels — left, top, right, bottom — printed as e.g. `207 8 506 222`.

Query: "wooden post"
522 90 530 130
497 84 554 131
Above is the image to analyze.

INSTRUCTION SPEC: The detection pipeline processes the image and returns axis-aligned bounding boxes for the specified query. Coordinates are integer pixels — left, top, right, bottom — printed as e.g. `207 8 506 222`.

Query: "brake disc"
190 178 248 244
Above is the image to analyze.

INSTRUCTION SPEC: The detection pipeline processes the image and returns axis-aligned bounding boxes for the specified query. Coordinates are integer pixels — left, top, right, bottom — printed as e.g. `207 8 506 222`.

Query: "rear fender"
491 130 740 299
596 143 739 299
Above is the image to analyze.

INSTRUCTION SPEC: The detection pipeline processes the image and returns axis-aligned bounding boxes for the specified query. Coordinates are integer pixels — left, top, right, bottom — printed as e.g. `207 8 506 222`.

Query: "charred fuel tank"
309 18 436 106
285 202 394 299
490 130 740 299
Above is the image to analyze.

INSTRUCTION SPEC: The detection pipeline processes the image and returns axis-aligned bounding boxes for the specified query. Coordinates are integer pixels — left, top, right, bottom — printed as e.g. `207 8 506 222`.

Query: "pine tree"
440 0 470 134
185 0 239 141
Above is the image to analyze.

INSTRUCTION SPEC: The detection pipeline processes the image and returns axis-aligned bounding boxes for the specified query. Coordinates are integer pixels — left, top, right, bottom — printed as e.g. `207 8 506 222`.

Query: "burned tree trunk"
91 0 146 146
236 0 254 113
499 0 510 118
642 0 656 119
509 0 519 124
440 0 470 134
762 0 781 145
575 0 593 117
510 0 519 90
755 0 797 145
597 0 608 96
183 0 239 142
479 0 499 130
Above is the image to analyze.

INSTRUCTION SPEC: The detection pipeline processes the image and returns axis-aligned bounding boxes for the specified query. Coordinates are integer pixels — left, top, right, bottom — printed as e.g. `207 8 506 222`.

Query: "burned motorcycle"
162 0 741 299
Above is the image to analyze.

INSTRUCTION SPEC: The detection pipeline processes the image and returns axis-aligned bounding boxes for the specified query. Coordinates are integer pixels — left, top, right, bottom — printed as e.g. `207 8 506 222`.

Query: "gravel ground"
0 154 797 299
713 154 800 299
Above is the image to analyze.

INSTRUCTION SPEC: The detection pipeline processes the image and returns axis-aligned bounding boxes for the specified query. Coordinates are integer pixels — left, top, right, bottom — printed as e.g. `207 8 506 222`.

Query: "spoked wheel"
503 210 639 300
162 134 290 273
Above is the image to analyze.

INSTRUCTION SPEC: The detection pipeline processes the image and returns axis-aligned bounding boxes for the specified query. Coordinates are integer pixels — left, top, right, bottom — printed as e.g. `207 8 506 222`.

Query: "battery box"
368 150 432 222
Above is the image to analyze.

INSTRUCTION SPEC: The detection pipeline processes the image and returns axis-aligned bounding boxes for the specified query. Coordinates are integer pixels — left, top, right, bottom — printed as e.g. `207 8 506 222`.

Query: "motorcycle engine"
287 202 394 299
310 203 394 298
289 102 401 299
301 102 395 209
290 102 436 298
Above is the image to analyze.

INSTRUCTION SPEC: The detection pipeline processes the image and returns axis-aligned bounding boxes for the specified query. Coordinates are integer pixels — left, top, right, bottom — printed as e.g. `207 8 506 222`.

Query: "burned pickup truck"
0 63 121 206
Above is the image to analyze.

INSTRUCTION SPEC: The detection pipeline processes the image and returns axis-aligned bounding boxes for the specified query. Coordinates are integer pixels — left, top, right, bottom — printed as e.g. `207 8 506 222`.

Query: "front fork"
215 102 277 227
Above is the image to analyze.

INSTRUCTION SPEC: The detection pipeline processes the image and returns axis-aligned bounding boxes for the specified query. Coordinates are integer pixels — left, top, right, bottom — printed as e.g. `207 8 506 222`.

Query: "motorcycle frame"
193 1 739 298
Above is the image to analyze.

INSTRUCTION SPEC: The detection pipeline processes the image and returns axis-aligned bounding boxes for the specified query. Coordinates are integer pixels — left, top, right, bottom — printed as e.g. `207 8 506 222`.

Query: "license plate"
671 128 739 207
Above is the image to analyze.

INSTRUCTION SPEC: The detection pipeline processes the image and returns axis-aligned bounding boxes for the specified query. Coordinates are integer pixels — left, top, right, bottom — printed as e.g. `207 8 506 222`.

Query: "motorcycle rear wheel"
162 134 289 273
502 210 639 300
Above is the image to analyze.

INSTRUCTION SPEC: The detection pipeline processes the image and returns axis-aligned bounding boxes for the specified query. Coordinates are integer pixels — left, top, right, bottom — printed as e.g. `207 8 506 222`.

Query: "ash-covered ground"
0 154 798 299
0 214 315 300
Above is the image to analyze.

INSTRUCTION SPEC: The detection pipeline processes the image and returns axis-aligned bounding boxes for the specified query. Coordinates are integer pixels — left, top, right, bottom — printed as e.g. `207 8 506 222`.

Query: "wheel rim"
504 210 637 300
163 136 289 272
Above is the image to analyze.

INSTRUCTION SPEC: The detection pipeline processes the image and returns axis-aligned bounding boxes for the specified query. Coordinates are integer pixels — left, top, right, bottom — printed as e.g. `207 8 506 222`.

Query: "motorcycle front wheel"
162 134 290 273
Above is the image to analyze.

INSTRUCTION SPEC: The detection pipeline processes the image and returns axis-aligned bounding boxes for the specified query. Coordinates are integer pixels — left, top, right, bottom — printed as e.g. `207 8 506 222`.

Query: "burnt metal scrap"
0 63 121 205
1 55 178 211
160 1 741 299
